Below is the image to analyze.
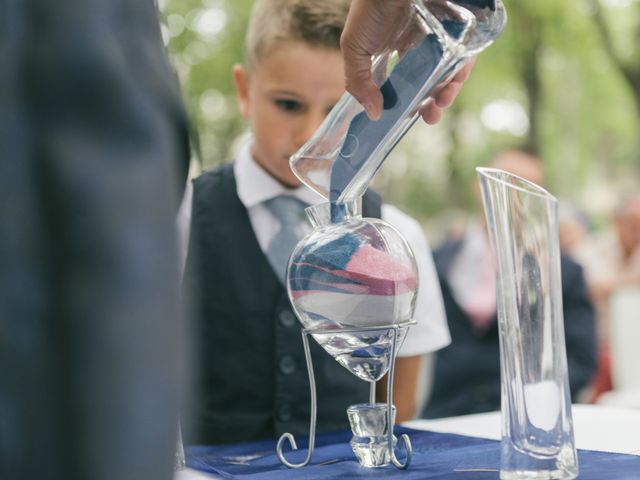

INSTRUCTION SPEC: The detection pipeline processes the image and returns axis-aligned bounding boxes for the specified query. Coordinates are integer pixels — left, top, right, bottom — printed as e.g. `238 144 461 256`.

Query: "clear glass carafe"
287 199 418 383
477 168 578 480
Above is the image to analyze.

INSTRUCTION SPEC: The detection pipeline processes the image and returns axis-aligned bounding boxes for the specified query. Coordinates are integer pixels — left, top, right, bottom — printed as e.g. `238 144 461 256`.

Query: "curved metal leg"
386 326 412 469
276 330 317 468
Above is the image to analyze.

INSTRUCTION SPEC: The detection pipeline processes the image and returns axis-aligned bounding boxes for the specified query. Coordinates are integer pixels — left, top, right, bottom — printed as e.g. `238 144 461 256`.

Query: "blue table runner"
186 427 640 479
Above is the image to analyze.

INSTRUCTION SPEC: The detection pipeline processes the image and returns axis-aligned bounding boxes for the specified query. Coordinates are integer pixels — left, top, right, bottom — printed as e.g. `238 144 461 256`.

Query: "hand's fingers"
433 80 463 108
341 0 405 120
341 42 383 120
419 58 476 122
455 58 476 83
346 56 471 121
419 98 443 125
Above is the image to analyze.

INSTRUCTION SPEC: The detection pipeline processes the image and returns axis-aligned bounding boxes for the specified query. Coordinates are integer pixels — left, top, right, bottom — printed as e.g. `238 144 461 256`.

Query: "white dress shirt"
176 140 450 357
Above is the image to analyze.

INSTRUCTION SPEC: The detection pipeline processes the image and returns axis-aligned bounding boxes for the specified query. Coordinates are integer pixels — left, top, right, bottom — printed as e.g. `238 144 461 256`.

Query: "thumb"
340 0 409 120
341 36 383 120
343 55 383 120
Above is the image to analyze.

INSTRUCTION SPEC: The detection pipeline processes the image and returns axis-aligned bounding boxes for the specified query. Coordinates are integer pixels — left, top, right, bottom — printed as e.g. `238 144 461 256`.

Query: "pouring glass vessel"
290 0 507 209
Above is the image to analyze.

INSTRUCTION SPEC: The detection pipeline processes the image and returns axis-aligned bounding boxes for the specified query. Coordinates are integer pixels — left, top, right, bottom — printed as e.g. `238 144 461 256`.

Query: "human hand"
341 0 474 123
418 59 475 124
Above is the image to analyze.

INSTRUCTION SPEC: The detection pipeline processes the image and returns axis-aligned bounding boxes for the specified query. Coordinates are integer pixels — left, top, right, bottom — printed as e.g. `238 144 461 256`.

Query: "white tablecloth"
175 404 640 479
405 404 640 456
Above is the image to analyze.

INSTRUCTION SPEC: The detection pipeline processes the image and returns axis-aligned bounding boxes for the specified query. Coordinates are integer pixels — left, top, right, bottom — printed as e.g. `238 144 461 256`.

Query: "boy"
179 0 449 445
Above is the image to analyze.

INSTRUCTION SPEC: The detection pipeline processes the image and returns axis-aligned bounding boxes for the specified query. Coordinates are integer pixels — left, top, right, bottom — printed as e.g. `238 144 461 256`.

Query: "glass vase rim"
476 167 556 202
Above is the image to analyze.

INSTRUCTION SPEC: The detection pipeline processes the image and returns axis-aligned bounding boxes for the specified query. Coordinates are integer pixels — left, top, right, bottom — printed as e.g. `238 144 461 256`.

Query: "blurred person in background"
421 148 597 418
0 1 190 480
573 195 640 400
558 201 591 257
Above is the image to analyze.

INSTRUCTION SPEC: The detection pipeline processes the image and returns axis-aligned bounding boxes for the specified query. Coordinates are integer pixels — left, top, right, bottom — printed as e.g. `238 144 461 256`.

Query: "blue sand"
300 233 362 271
329 34 443 206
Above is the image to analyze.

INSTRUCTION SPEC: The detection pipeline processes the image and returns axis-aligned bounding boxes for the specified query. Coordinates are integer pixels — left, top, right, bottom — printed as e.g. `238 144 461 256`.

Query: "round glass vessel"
286 199 418 382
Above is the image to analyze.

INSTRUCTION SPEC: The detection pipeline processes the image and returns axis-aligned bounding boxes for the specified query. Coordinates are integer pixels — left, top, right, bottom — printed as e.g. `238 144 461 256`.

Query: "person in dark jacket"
422 149 597 419
0 2 190 479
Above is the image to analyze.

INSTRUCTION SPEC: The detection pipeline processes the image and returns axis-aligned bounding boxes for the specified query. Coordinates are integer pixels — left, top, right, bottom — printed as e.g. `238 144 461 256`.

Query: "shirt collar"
234 137 325 208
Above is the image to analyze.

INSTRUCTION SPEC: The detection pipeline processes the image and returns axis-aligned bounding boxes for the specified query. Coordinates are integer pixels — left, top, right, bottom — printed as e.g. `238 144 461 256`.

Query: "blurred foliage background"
158 0 639 240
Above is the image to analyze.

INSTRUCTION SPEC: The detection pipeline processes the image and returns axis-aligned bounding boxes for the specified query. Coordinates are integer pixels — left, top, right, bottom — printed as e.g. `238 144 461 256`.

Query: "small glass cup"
347 403 397 468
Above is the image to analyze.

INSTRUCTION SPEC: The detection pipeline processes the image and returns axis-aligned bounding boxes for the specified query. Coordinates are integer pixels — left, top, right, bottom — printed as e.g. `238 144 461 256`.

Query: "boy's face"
233 41 344 187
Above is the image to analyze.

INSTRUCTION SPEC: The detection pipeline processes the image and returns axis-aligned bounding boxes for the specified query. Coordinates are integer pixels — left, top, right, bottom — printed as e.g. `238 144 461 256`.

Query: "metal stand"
276 331 316 468
276 324 413 469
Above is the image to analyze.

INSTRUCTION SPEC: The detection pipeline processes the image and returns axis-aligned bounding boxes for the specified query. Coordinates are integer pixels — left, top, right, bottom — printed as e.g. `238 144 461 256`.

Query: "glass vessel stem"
369 381 376 406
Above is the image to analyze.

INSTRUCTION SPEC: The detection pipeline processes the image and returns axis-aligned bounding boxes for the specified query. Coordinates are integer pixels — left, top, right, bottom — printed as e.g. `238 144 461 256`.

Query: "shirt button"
279 310 297 328
278 404 292 422
279 355 296 375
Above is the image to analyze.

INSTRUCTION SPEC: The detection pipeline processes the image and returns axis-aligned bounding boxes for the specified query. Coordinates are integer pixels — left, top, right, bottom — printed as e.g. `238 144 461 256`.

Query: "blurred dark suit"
0 1 189 479
422 237 597 419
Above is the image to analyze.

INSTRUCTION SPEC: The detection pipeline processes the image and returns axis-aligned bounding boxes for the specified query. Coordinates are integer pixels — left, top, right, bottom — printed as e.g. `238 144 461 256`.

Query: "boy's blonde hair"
245 0 351 71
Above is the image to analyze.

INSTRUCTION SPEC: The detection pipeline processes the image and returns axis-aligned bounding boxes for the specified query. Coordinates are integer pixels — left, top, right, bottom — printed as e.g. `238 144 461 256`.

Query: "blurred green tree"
160 0 254 168
591 0 640 117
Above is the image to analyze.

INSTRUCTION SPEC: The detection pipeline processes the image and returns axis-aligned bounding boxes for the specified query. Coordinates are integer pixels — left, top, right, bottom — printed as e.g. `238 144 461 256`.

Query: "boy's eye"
275 99 302 113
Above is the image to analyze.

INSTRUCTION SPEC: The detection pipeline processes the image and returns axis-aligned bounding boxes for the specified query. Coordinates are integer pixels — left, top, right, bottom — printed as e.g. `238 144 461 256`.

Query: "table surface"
175 404 640 480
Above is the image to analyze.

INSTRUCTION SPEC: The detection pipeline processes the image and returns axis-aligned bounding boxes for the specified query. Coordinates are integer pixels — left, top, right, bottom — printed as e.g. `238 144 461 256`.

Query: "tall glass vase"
477 168 578 480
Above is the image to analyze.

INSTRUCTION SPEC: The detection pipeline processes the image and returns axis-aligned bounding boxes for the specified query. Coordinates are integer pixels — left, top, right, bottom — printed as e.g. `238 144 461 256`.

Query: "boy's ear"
233 64 250 119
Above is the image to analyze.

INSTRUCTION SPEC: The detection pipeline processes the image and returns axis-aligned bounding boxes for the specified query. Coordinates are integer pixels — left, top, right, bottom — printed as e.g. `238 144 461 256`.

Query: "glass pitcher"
290 0 507 206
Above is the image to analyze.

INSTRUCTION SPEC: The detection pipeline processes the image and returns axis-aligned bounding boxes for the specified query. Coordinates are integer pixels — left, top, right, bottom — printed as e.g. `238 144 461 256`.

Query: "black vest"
184 163 382 444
